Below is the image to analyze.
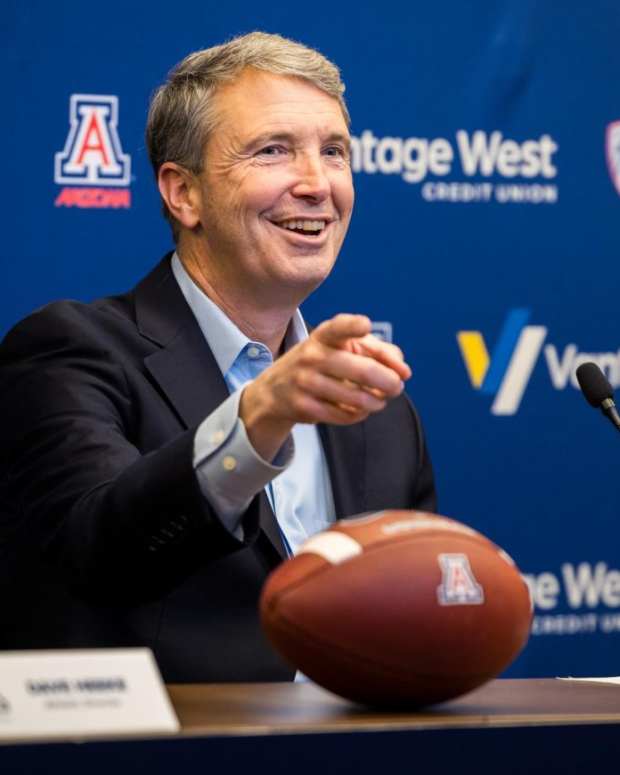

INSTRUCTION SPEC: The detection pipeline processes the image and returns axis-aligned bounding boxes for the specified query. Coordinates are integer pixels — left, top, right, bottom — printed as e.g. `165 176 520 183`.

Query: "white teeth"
278 219 326 232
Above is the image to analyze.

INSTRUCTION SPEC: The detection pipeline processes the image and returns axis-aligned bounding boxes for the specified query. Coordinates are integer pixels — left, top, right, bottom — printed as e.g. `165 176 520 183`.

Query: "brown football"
260 510 532 707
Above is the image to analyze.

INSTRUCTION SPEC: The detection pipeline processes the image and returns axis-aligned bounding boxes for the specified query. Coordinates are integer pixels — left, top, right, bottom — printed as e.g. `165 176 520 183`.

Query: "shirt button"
247 346 260 359
223 456 237 471
209 429 225 444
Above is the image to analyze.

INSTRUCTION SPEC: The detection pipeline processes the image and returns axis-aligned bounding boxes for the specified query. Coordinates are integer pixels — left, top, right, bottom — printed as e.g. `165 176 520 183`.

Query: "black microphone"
576 362 620 432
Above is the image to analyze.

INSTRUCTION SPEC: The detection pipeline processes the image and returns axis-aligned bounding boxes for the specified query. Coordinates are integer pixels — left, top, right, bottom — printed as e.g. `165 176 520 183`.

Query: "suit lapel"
318 422 367 519
143 327 229 429
133 255 286 557
135 254 229 427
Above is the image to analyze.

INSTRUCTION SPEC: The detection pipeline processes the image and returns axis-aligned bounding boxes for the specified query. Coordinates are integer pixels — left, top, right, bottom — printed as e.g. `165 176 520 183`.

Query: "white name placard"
0 649 179 742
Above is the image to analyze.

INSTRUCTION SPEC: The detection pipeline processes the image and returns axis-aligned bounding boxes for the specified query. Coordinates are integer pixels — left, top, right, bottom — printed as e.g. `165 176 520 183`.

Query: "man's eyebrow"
248 131 294 147
323 132 352 152
245 131 351 151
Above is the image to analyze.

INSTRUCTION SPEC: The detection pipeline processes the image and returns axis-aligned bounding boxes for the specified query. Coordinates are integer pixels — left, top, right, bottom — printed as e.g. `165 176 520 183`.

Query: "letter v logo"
457 309 547 415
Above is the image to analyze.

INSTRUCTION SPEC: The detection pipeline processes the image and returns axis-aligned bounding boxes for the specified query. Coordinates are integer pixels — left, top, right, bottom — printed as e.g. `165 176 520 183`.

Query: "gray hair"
146 31 349 239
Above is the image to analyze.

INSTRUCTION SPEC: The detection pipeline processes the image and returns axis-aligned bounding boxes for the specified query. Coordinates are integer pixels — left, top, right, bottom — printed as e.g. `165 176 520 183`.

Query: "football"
260 510 532 707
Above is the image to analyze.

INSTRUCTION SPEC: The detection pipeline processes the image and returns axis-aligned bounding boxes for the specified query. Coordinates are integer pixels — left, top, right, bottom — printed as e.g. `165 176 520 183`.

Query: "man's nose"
290 153 330 202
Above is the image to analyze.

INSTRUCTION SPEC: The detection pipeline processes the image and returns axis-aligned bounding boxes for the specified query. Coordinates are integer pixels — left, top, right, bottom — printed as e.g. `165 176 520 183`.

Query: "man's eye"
324 146 347 159
257 145 287 156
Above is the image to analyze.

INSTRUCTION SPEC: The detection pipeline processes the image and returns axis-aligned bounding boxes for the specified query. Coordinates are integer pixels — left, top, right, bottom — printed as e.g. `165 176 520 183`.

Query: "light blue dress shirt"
171 253 336 556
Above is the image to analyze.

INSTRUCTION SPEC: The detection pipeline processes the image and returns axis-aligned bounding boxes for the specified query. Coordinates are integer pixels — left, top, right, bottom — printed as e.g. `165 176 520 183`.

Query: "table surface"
167 678 620 737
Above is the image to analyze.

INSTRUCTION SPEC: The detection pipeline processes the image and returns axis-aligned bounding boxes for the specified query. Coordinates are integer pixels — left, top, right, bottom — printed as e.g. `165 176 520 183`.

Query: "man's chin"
282 254 337 288
263 263 335 305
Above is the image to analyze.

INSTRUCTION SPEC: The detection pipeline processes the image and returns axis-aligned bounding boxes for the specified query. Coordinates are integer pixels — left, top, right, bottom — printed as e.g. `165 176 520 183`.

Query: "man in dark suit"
0 32 435 682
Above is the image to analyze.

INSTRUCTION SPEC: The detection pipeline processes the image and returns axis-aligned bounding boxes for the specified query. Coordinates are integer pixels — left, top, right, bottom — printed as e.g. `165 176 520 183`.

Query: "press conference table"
4 679 620 773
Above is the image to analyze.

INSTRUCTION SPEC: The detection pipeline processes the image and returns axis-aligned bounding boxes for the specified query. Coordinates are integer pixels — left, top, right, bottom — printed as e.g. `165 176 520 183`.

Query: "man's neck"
177 247 296 358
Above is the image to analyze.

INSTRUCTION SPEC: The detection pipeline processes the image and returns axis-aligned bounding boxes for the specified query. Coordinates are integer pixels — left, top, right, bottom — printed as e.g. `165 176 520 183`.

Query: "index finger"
312 314 372 347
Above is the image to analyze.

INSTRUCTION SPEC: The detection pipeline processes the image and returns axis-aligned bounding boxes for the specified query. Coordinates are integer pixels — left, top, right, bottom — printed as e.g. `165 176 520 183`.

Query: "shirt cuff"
193 388 294 535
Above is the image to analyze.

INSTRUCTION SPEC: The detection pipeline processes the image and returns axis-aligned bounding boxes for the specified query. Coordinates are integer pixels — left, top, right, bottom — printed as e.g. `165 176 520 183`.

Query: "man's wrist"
239 382 294 463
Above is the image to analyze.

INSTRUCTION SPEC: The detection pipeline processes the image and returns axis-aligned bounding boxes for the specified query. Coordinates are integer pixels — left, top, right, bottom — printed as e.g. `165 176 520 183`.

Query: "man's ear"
157 162 202 230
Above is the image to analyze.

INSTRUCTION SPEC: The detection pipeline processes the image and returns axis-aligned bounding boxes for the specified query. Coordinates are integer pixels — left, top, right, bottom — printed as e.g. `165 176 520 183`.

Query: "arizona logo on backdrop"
457 309 620 415
54 94 131 209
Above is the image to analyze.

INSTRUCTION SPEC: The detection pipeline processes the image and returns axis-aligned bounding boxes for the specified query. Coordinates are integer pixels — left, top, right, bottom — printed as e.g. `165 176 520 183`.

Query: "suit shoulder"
1 295 135 358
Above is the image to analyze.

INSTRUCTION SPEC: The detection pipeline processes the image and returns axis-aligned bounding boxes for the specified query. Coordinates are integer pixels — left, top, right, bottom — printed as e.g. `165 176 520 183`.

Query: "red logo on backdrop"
606 121 620 197
54 94 131 209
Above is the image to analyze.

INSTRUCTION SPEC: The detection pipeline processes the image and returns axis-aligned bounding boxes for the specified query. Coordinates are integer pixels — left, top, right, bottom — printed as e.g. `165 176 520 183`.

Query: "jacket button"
223 455 237 471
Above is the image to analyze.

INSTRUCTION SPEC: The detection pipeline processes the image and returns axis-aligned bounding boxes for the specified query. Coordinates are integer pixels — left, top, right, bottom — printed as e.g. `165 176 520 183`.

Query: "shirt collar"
171 252 308 376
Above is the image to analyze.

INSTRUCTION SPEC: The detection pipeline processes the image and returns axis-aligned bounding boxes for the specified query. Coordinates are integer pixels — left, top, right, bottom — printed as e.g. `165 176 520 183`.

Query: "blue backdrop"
4 0 620 678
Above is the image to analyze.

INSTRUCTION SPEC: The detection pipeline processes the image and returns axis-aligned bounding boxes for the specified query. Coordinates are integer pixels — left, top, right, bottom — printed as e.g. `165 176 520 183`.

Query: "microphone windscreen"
576 362 613 407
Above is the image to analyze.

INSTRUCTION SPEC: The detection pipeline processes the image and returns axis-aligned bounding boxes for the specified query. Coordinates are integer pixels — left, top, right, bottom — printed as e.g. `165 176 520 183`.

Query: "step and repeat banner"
4 0 620 678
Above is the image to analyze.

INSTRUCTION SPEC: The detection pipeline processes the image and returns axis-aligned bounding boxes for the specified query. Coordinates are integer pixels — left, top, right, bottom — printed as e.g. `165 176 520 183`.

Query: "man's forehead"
211 68 349 135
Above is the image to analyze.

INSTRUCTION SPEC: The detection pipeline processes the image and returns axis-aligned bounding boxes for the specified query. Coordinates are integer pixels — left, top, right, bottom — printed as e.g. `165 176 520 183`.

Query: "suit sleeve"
193 388 292 532
0 302 261 603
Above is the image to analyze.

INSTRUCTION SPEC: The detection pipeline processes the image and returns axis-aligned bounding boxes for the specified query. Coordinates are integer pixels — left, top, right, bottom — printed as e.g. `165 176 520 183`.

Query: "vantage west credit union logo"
457 309 620 415
54 94 131 209
351 129 558 204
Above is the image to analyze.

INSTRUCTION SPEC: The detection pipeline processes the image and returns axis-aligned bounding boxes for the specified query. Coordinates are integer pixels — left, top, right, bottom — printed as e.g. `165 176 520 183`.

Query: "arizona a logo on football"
606 121 620 197
54 94 131 209
437 553 484 605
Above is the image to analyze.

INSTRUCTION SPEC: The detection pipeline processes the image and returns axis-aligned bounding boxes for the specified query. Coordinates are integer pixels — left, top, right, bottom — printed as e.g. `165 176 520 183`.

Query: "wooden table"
169 677 620 734
4 679 620 774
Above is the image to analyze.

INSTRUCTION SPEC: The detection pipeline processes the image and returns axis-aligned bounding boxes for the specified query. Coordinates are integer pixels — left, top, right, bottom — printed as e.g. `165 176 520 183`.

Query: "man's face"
191 68 354 304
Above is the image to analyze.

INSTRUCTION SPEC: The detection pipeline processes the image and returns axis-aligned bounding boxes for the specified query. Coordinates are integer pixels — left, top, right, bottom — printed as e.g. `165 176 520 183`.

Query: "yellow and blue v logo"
457 309 547 415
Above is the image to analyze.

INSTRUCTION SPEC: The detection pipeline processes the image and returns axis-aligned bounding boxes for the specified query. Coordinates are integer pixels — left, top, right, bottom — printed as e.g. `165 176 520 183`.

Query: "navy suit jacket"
0 255 436 682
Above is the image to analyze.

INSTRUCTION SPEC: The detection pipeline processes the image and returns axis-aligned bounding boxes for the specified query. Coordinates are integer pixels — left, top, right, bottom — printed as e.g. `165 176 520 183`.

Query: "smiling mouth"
271 218 328 237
